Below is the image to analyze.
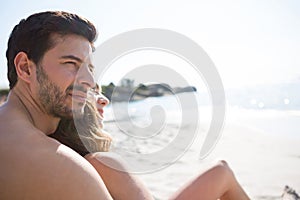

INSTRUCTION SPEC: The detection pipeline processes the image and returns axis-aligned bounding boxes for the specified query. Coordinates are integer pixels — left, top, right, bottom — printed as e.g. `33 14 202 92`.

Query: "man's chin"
72 100 86 109
56 110 74 119
71 104 86 117
56 105 85 119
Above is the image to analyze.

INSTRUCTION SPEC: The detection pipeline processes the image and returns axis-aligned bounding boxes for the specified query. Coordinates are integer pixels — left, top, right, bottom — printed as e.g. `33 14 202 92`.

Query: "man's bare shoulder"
40 139 113 200
0 126 112 200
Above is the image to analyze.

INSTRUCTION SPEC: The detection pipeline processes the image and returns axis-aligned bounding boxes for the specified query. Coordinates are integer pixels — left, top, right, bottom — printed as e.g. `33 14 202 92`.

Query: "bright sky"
0 0 299 89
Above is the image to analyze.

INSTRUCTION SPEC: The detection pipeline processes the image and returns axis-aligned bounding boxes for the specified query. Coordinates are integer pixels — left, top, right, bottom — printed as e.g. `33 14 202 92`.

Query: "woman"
51 85 250 200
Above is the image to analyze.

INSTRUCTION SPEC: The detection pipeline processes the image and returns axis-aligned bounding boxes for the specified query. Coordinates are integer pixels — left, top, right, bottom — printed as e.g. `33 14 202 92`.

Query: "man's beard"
36 65 86 119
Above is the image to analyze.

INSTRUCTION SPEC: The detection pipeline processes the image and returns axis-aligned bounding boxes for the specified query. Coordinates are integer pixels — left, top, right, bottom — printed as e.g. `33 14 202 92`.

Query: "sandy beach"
103 106 300 200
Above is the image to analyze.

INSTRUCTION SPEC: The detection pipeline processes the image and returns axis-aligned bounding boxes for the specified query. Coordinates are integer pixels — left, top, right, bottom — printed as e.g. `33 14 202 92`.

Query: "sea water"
104 92 300 140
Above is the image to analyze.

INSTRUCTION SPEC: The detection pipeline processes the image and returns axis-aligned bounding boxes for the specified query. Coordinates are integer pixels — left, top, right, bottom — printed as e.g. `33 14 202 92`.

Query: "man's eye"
65 61 77 66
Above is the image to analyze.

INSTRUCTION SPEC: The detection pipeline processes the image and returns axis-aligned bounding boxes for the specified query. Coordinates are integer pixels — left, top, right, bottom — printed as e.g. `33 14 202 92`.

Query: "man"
0 11 114 199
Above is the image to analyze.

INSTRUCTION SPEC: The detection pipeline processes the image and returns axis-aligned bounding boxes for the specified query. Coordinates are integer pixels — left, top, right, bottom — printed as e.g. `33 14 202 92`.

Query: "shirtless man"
0 11 115 199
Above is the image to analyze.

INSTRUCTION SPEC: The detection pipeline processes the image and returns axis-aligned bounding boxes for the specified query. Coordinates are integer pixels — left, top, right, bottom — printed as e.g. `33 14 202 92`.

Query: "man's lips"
69 91 87 102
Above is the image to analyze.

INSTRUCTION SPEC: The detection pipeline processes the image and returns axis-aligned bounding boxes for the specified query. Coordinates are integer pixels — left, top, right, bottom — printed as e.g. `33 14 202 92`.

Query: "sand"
103 107 300 200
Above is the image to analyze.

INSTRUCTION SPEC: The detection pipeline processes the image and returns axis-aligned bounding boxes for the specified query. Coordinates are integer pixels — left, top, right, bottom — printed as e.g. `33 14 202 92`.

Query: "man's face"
35 34 95 118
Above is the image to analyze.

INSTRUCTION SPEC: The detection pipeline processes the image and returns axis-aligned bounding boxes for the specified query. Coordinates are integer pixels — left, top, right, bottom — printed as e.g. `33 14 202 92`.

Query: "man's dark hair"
6 11 97 89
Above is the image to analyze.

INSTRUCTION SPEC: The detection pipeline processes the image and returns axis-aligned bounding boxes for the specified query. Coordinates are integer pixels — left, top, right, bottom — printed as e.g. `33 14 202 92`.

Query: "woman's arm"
85 152 154 200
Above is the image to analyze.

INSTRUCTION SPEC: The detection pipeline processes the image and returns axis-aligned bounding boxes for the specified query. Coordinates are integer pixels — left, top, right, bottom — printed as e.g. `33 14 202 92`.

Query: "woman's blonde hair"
50 100 112 156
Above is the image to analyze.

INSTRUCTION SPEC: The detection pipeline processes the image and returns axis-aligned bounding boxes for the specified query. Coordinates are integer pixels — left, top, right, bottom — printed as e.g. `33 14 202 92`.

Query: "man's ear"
14 52 34 83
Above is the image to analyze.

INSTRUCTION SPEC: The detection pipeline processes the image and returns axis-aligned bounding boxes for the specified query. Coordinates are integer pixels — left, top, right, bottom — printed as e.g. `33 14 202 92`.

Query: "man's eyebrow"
60 55 83 63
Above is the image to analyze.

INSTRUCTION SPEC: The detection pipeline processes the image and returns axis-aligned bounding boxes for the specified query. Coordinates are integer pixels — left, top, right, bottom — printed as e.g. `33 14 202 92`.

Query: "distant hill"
102 82 197 102
0 88 9 105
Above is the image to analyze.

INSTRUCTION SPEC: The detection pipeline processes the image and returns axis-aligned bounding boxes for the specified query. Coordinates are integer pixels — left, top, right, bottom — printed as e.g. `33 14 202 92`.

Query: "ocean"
104 92 300 140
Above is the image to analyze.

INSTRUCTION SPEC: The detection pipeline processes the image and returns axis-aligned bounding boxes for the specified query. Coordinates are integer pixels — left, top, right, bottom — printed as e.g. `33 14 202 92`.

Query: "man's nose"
77 64 95 89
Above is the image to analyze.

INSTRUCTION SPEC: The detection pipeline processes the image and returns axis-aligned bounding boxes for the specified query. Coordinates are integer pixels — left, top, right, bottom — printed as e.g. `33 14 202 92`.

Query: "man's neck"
8 84 60 135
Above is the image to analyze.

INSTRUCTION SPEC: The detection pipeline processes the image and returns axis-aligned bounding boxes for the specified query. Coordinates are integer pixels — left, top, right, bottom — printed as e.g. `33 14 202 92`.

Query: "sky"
0 0 300 89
